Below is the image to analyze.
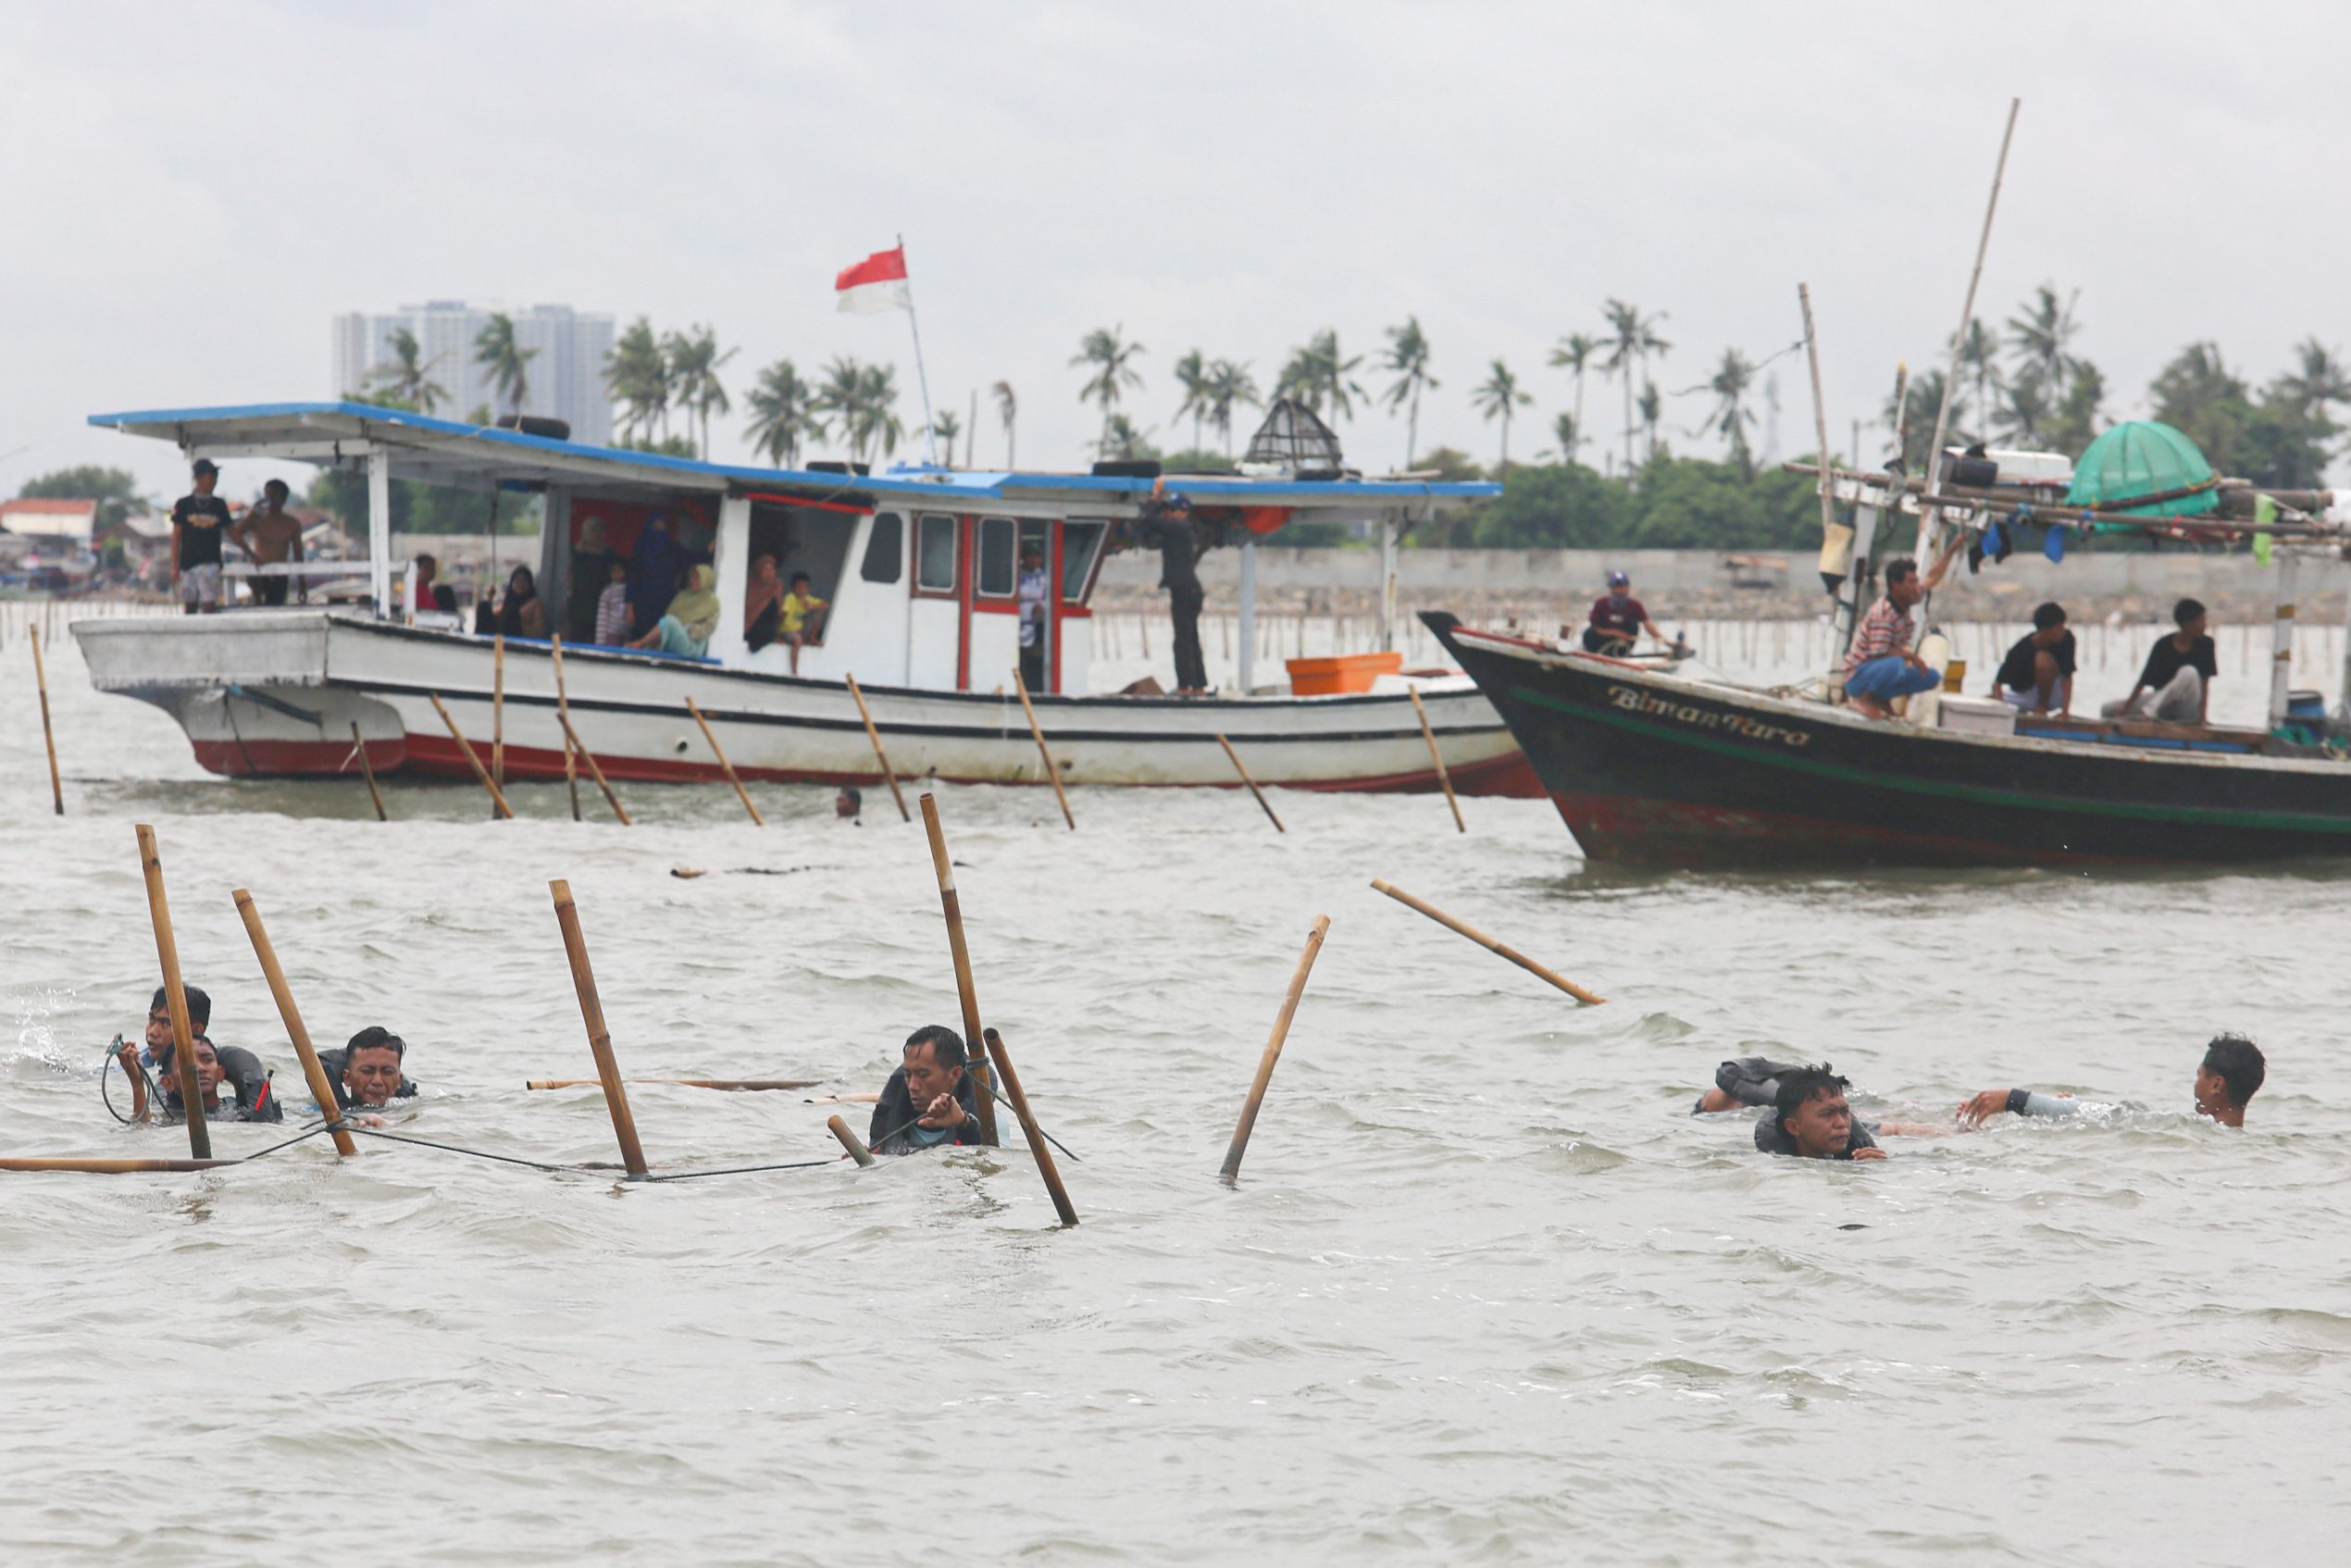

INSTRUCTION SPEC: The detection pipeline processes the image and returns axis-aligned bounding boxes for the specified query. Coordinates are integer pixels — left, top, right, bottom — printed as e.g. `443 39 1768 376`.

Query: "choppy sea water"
3 625 2346 1567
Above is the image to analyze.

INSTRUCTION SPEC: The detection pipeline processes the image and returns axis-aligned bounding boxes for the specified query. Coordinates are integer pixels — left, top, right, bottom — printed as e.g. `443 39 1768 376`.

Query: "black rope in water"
343 1125 574 1173
643 1157 838 1183
235 1121 342 1162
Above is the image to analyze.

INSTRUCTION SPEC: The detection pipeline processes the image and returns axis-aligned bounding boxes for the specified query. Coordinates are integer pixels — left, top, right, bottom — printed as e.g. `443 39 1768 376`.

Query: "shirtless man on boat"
867 1025 989 1154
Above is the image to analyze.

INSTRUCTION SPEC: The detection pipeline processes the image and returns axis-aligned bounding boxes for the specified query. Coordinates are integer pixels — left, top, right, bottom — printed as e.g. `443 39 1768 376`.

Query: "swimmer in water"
1956 1033 2265 1130
1751 1064 1886 1161
867 1025 988 1154
315 1027 419 1127
137 985 282 1123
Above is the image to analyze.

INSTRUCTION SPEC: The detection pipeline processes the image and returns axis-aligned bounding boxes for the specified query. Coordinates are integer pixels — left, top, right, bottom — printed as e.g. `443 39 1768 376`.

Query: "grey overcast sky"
6 0 2349 502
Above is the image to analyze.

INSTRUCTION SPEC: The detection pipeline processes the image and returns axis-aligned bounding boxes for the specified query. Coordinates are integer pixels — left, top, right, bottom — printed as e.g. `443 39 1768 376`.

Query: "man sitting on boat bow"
1841 541 1963 719
1583 570 1667 656
868 1026 989 1154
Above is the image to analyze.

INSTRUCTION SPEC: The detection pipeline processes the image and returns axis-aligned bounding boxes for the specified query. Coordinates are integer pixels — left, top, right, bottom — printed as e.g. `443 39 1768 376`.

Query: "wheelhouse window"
862 512 903 583
915 513 958 593
976 516 1016 597
1061 518 1109 604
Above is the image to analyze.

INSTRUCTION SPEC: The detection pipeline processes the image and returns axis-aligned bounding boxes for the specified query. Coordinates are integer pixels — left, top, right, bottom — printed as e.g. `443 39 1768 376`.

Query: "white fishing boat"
77 402 1540 794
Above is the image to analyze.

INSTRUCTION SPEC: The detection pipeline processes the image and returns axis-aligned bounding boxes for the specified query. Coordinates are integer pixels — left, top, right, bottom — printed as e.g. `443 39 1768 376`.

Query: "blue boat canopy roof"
89 401 1498 516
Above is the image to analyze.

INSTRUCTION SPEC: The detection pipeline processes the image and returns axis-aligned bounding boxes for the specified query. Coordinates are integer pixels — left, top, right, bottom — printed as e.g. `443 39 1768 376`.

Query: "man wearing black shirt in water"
1750 1064 1885 1160
2105 598 2219 725
868 1025 988 1154
1992 602 2077 715
170 459 232 615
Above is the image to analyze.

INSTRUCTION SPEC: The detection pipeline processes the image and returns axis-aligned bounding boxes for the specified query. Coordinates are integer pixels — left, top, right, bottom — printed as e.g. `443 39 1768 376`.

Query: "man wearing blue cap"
1582 569 1667 655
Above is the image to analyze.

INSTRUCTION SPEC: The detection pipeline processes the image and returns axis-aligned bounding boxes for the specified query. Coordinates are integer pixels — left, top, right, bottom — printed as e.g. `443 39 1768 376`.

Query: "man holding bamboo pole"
867 1026 988 1155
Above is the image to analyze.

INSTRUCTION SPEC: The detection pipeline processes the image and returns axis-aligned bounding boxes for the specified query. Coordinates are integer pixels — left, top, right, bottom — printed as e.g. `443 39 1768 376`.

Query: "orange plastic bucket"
1286 651 1403 696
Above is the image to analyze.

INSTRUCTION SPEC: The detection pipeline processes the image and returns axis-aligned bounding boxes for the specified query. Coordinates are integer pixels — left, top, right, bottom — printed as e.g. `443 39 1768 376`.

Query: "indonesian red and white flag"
835 245 911 314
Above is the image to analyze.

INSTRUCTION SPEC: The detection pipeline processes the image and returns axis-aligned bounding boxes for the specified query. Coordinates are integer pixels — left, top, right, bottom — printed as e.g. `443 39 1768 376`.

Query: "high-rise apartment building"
331 302 615 446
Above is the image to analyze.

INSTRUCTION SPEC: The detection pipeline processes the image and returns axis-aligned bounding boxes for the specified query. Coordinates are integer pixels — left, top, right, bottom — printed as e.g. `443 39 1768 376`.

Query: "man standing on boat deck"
169 458 232 616
1583 570 1668 655
1017 540 1051 693
2104 599 2217 726
1143 477 1209 695
1991 602 2076 715
230 478 307 606
1841 541 1963 719
868 1025 989 1153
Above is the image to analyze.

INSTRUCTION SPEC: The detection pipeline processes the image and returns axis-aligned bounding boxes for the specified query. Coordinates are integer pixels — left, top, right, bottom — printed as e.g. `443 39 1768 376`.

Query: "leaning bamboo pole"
917 793 1000 1144
134 824 211 1159
845 673 911 822
491 632 506 794
827 1115 877 1167
1407 687 1466 833
984 1027 1077 1226
548 879 649 1177
0 1156 240 1174
555 714 631 826
31 625 63 815
552 634 581 822
525 1077 818 1092
684 696 765 826
349 722 388 822
1371 878 1604 1005
1219 914 1331 1181
231 890 357 1156
429 693 516 819
1215 733 1284 832
1012 667 1076 830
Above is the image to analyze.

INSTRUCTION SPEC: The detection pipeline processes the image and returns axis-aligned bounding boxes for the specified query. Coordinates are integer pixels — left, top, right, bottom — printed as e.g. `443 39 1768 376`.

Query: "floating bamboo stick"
827 1114 877 1167
429 693 515 819
548 878 649 1177
0 1156 240 1174
684 696 764 826
231 890 357 1157
525 1077 818 1092
1012 667 1076 830
984 1027 1077 1226
1220 914 1330 1182
552 634 580 822
556 713 631 826
349 722 388 821
845 673 911 822
917 793 999 1145
491 631 506 794
134 824 211 1160
1215 733 1284 832
31 624 62 815
1370 878 1604 1005
1406 687 1466 833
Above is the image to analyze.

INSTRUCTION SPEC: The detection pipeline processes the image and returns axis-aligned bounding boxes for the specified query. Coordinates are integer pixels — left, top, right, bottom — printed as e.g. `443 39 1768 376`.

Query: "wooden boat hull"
1428 612 2351 867
78 610 1542 796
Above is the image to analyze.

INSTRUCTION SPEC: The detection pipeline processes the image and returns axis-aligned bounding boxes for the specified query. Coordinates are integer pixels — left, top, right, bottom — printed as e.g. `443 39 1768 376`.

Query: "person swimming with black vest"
868 1025 989 1154
1955 1033 2265 1130
1751 1064 1886 1160
134 985 282 1124
315 1027 419 1121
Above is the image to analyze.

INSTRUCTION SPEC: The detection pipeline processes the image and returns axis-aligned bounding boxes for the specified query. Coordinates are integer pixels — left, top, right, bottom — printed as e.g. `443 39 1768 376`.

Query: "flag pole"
899 232 940 467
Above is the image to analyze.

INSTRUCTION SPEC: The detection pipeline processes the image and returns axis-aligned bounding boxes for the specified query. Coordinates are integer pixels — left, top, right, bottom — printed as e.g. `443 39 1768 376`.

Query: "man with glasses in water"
867 1025 989 1154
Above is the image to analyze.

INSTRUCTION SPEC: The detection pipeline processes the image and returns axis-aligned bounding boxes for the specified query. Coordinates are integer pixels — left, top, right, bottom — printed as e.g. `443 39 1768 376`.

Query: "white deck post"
2339 555 2351 722
2269 549 2300 728
1379 513 1398 650
1237 536 1258 695
367 449 392 617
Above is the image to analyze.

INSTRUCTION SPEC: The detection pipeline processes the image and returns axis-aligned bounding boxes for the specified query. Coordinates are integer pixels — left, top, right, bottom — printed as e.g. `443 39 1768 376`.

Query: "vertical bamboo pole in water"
685 697 765 826
549 879 649 1177
1407 687 1466 833
491 632 506 795
134 825 211 1160
983 1027 1077 1226
350 722 388 821
552 634 581 822
31 625 62 815
1219 915 1331 1182
917 793 1000 1145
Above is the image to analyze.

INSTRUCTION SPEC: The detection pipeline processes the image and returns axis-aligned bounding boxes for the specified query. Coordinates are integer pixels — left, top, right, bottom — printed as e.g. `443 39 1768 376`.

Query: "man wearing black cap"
1583 569 1666 655
170 459 232 615
1142 476 1208 694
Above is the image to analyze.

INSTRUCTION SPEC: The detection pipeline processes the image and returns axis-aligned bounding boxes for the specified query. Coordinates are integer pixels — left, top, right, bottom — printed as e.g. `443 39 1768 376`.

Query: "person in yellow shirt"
779 571 827 674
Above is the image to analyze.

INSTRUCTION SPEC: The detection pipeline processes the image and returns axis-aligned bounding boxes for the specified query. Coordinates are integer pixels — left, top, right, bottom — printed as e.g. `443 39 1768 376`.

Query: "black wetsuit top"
1143 499 1201 595
316 1046 419 1112
153 1039 283 1123
1752 1109 1878 1160
867 1066 987 1155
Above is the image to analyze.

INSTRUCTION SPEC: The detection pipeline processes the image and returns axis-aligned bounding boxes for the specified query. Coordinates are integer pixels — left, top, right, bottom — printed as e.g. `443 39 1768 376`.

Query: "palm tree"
1957 317 1998 438
1638 381 1664 465
604 317 667 442
665 325 737 458
816 357 868 461
1600 300 1669 484
1379 317 1438 467
2278 337 2351 417
367 326 448 414
1171 349 1213 454
1275 330 1367 423
1994 369 2055 448
1470 359 1531 470
1097 413 1153 461
1707 348 1758 477
1206 358 1261 458
1545 411 1579 462
992 380 1018 468
1548 331 1601 464
851 363 904 463
1885 368 1962 472
744 358 827 467
2006 285 2083 399
928 408 963 467
1072 327 1145 453
474 312 539 420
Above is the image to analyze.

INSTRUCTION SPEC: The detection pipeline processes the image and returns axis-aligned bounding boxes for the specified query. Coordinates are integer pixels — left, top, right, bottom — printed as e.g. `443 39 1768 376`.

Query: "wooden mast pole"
1916 96 2021 562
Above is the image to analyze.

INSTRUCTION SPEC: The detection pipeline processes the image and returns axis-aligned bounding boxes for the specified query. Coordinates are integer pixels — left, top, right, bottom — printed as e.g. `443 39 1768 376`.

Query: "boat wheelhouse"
78 401 1540 794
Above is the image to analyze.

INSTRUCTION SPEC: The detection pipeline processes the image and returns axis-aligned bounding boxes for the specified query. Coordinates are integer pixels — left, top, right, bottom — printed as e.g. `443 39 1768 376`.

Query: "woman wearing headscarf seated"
743 554 783 652
629 563 722 657
495 565 549 639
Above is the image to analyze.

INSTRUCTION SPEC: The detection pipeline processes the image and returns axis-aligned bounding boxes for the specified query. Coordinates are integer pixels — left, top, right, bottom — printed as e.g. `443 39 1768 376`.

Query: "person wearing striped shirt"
1841 540 1961 718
